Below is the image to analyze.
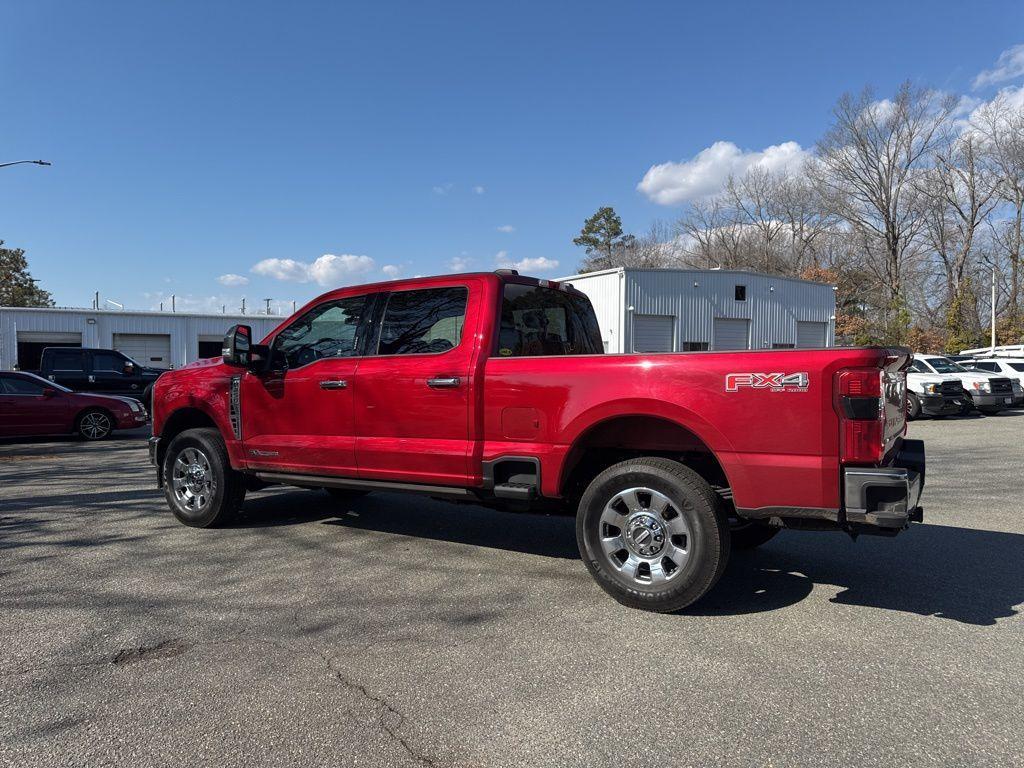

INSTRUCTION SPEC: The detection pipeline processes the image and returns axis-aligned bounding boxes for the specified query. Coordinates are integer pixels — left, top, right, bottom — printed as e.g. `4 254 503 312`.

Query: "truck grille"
940 380 963 395
990 378 1013 395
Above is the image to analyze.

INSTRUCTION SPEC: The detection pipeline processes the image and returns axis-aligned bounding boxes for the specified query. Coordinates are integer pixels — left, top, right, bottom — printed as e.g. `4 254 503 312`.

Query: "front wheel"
576 457 729 613
76 409 113 440
905 392 922 421
163 427 245 527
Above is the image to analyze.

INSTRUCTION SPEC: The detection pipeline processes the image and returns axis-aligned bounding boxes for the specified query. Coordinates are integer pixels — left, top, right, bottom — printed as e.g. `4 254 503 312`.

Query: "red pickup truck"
149 271 924 612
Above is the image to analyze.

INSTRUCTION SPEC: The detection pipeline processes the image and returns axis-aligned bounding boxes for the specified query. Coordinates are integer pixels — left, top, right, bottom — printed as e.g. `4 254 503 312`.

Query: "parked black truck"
28 347 164 410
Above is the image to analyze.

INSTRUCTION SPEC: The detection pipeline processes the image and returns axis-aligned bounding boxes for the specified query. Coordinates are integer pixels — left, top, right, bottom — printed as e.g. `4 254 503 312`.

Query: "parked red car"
149 270 924 613
0 371 148 440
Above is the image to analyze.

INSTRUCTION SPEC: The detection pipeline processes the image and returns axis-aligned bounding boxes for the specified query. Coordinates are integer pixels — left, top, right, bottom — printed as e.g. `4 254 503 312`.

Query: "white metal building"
0 306 282 371
556 268 836 353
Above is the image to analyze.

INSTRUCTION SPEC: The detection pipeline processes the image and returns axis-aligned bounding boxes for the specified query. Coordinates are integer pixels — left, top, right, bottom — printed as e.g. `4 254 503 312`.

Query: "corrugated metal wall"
625 270 834 351
559 269 835 353
0 307 281 370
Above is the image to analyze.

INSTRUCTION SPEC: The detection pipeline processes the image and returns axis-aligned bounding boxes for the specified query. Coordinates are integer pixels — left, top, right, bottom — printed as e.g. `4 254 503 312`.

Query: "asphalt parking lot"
2 413 1023 768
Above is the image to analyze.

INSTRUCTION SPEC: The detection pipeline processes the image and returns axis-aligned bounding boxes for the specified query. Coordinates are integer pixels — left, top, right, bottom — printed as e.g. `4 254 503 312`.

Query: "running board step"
254 471 476 499
492 482 536 501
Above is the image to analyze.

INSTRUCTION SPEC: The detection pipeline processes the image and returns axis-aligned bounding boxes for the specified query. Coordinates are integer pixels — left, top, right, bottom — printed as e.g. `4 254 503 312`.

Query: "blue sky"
2 1 1023 313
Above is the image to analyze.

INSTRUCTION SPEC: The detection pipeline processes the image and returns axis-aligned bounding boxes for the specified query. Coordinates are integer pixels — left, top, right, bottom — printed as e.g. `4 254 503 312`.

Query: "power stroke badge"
725 372 810 392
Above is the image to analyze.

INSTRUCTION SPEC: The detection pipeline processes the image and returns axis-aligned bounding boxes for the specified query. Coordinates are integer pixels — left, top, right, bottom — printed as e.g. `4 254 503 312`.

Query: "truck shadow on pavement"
239 492 1022 625
696 524 1023 625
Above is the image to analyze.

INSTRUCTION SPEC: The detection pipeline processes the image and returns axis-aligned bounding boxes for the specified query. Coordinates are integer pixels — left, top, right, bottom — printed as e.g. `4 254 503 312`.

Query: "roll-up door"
632 315 675 353
796 321 827 348
113 334 172 369
712 318 749 350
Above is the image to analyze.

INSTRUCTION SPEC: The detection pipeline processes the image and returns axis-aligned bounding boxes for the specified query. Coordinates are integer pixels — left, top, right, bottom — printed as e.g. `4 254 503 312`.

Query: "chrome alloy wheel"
171 447 216 512
599 487 691 585
79 411 111 439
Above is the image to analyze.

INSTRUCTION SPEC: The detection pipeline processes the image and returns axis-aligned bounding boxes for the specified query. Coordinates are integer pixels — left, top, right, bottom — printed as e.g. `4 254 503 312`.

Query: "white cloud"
217 273 249 287
446 255 474 272
973 43 1024 90
432 183 454 196
496 224 516 233
494 252 559 273
381 264 401 278
252 254 376 287
473 185 485 195
637 140 810 205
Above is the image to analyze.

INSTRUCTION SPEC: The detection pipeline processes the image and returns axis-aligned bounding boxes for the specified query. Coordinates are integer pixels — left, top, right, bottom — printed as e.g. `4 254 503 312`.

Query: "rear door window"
49 349 86 372
1 375 48 395
498 283 603 357
376 287 468 356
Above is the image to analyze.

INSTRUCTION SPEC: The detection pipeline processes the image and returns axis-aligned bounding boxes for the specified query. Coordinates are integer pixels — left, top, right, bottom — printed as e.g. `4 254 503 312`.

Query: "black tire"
905 392 922 421
323 488 369 501
959 394 974 416
162 427 245 528
76 408 113 441
141 385 154 414
576 457 729 613
729 520 780 550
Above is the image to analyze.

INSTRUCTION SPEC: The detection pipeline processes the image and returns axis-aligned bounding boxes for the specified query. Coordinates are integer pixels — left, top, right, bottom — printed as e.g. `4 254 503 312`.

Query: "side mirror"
42 388 58 399
223 325 252 367
122 362 135 375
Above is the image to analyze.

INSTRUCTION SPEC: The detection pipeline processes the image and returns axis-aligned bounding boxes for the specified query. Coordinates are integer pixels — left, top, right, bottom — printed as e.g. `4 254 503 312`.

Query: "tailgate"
882 351 910 454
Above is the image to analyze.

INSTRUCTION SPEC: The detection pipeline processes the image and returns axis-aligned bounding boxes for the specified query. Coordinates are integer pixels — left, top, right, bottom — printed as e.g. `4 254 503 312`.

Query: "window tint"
377 287 467 355
1 375 48 395
92 351 126 373
273 295 367 369
49 349 85 371
498 284 603 357
973 361 999 372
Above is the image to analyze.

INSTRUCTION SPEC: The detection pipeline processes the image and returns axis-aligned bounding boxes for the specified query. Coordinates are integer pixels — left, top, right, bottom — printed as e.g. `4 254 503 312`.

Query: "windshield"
925 357 969 374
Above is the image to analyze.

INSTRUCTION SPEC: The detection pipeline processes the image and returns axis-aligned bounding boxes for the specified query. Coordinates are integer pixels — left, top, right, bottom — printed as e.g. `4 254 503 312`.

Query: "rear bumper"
843 439 925 529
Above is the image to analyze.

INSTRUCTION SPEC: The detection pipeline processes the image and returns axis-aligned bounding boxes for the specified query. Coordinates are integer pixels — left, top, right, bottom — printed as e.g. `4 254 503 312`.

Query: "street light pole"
0 160 52 169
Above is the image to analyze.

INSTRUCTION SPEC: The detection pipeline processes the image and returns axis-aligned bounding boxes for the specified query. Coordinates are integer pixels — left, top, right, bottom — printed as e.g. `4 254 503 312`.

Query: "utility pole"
264 298 272 315
241 298 246 315
991 265 997 354
93 291 100 310
171 294 176 313
292 300 296 314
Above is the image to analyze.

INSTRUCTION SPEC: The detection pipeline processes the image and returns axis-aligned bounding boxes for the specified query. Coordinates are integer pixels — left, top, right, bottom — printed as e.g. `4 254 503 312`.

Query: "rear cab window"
497 282 603 357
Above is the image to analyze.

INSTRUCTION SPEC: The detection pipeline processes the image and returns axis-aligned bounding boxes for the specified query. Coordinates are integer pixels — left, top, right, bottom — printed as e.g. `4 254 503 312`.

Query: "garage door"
113 334 172 369
796 321 827 348
16 332 82 371
632 315 675 353
712 318 749 350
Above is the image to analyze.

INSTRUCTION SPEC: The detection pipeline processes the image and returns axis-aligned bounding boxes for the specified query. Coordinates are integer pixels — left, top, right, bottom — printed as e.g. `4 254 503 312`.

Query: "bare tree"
814 82 956 341
724 167 788 273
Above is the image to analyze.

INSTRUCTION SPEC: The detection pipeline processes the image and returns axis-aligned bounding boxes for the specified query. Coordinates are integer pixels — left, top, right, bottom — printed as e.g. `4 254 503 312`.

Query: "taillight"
835 368 885 464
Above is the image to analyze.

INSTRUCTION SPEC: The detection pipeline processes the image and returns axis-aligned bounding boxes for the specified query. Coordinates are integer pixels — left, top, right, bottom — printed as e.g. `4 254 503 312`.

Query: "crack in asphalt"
314 646 440 768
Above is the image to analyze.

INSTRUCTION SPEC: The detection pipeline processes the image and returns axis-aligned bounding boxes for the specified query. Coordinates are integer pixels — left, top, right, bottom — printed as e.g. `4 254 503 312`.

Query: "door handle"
426 376 461 389
319 379 348 390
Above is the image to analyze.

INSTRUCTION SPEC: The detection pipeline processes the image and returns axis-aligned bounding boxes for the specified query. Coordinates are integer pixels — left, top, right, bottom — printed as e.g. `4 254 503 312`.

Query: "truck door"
88 349 139 398
44 348 91 392
354 282 478 486
240 293 370 476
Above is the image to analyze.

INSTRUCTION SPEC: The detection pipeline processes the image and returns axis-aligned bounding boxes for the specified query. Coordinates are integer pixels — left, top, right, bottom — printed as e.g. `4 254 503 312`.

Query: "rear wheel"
163 427 245 527
576 457 729 613
76 409 113 440
906 392 922 420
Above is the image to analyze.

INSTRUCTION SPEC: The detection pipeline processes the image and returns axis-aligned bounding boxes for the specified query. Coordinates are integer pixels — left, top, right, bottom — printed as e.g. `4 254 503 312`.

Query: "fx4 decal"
725 372 810 392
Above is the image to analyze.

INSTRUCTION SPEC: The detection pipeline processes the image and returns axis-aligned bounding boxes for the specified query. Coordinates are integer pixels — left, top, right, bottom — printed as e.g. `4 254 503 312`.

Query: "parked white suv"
908 354 1015 416
965 357 1024 406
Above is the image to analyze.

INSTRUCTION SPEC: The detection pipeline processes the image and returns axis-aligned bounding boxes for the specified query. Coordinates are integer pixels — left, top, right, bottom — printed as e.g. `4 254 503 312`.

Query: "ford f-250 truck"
148 271 925 613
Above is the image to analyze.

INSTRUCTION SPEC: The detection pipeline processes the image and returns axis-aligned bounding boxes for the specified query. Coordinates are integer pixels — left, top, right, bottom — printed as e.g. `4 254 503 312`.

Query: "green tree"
573 206 626 270
0 241 54 307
